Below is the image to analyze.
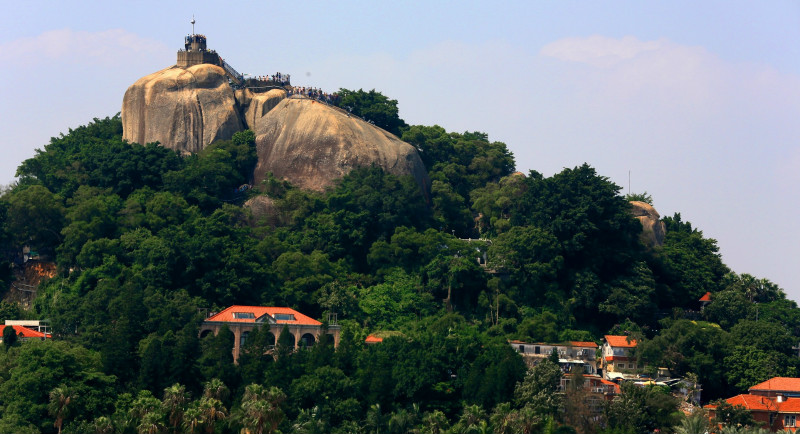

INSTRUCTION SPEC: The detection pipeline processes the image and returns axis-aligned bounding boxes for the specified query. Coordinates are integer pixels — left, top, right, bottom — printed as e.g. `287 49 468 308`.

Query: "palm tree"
240 384 286 434
366 403 385 434
203 378 229 402
93 416 114 434
162 383 189 433
49 385 76 434
387 408 417 434
198 396 227 434
183 405 203 434
137 411 166 434
421 410 449 434
455 404 487 434
511 406 542 434
490 402 514 434
673 409 710 434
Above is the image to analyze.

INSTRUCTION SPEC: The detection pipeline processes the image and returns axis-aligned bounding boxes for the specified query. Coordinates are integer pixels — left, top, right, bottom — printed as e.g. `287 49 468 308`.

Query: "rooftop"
3 325 50 339
706 394 800 413
604 335 637 348
205 306 322 327
750 377 800 393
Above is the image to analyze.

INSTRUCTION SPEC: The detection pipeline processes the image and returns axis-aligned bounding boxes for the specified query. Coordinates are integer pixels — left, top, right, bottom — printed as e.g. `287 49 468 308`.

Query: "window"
519 345 524 352
240 331 250 347
534 346 541 354
618 364 626 369
273 313 295 321
785 414 796 427
233 312 255 319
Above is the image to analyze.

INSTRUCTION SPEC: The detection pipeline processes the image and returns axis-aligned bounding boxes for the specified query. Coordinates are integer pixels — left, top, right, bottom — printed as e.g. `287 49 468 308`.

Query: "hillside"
0 92 795 433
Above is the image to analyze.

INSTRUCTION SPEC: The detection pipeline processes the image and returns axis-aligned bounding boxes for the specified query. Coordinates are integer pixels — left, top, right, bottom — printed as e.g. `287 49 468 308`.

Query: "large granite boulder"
122 63 429 199
122 64 244 152
630 201 666 248
235 88 286 136
253 97 429 195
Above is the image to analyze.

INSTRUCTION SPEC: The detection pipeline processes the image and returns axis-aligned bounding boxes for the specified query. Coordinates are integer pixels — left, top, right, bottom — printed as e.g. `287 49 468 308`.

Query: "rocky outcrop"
630 201 666 248
122 63 429 198
122 64 244 153
252 98 429 195
235 88 286 136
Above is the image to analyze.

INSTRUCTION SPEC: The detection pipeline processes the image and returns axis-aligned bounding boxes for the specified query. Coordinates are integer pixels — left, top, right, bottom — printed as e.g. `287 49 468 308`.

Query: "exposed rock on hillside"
236 88 286 136
122 64 244 153
122 64 429 197
252 98 429 195
630 201 666 248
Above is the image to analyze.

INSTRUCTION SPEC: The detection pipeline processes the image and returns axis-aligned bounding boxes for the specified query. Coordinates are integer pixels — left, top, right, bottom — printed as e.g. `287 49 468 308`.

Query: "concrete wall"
177 50 221 68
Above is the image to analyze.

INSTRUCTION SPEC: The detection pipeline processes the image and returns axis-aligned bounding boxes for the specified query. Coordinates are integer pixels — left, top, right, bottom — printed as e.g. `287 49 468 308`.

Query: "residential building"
705 377 800 432
200 306 340 361
602 335 641 379
510 340 599 375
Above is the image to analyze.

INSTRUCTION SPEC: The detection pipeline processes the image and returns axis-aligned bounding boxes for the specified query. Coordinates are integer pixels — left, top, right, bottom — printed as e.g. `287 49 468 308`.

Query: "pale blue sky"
2 1 799 301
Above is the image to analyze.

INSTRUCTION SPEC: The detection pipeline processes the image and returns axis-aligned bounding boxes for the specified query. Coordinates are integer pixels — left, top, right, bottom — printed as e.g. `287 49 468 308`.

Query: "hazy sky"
2 1 799 301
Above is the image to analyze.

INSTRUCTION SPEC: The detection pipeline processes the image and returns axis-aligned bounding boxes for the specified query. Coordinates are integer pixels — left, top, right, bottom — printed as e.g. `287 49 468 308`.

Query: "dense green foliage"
0 106 794 434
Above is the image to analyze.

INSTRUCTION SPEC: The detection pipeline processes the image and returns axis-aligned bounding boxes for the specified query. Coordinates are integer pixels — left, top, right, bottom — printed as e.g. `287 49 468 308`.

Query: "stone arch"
240 330 250 348
199 329 214 339
300 333 316 348
267 332 276 347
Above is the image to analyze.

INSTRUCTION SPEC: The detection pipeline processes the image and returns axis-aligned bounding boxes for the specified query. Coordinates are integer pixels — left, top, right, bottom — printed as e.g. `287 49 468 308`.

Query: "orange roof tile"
569 341 598 348
750 377 800 393
604 335 637 348
4 325 49 339
206 306 321 327
699 292 712 302
705 394 800 414
365 335 383 344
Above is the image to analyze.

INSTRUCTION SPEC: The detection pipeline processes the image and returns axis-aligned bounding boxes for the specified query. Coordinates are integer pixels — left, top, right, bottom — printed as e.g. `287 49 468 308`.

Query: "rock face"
252 98 429 195
121 63 429 198
630 201 666 248
122 64 244 153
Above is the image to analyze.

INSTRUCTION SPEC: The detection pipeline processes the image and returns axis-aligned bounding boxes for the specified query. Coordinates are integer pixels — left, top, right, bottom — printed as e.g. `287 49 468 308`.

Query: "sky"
1 1 799 301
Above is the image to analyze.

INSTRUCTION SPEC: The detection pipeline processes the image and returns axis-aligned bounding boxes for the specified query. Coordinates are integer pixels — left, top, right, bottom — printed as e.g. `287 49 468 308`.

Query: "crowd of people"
249 72 291 86
287 86 341 106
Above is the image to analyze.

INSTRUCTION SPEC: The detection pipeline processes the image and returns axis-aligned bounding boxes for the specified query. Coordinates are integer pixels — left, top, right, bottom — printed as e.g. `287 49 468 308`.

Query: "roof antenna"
191 15 196 35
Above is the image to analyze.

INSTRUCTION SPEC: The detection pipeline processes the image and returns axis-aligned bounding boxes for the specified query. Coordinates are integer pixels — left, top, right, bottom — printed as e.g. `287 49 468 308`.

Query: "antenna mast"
191 15 196 35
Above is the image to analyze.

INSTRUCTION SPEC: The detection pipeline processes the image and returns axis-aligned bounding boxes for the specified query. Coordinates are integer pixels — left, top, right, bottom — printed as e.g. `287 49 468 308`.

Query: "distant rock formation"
253 98 428 194
630 201 666 248
121 62 429 198
122 64 244 153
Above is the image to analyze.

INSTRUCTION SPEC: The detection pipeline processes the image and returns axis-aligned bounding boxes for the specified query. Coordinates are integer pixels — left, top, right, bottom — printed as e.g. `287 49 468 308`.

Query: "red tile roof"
365 335 383 344
605 356 631 362
205 306 321 326
750 377 800 393
4 325 50 339
604 335 637 348
569 341 598 348
699 292 712 302
705 394 800 413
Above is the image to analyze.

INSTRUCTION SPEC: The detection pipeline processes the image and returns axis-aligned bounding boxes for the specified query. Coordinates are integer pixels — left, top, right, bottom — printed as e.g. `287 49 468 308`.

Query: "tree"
2 325 17 350
49 385 76 434
604 383 680 434
239 384 286 434
198 396 227 434
514 358 563 417
162 383 189 434
337 88 407 136
4 184 65 250
712 400 757 430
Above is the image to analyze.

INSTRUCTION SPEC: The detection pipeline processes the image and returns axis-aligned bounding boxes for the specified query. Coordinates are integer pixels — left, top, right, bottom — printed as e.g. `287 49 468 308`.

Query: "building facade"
602 335 641 379
510 340 599 375
200 306 340 361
